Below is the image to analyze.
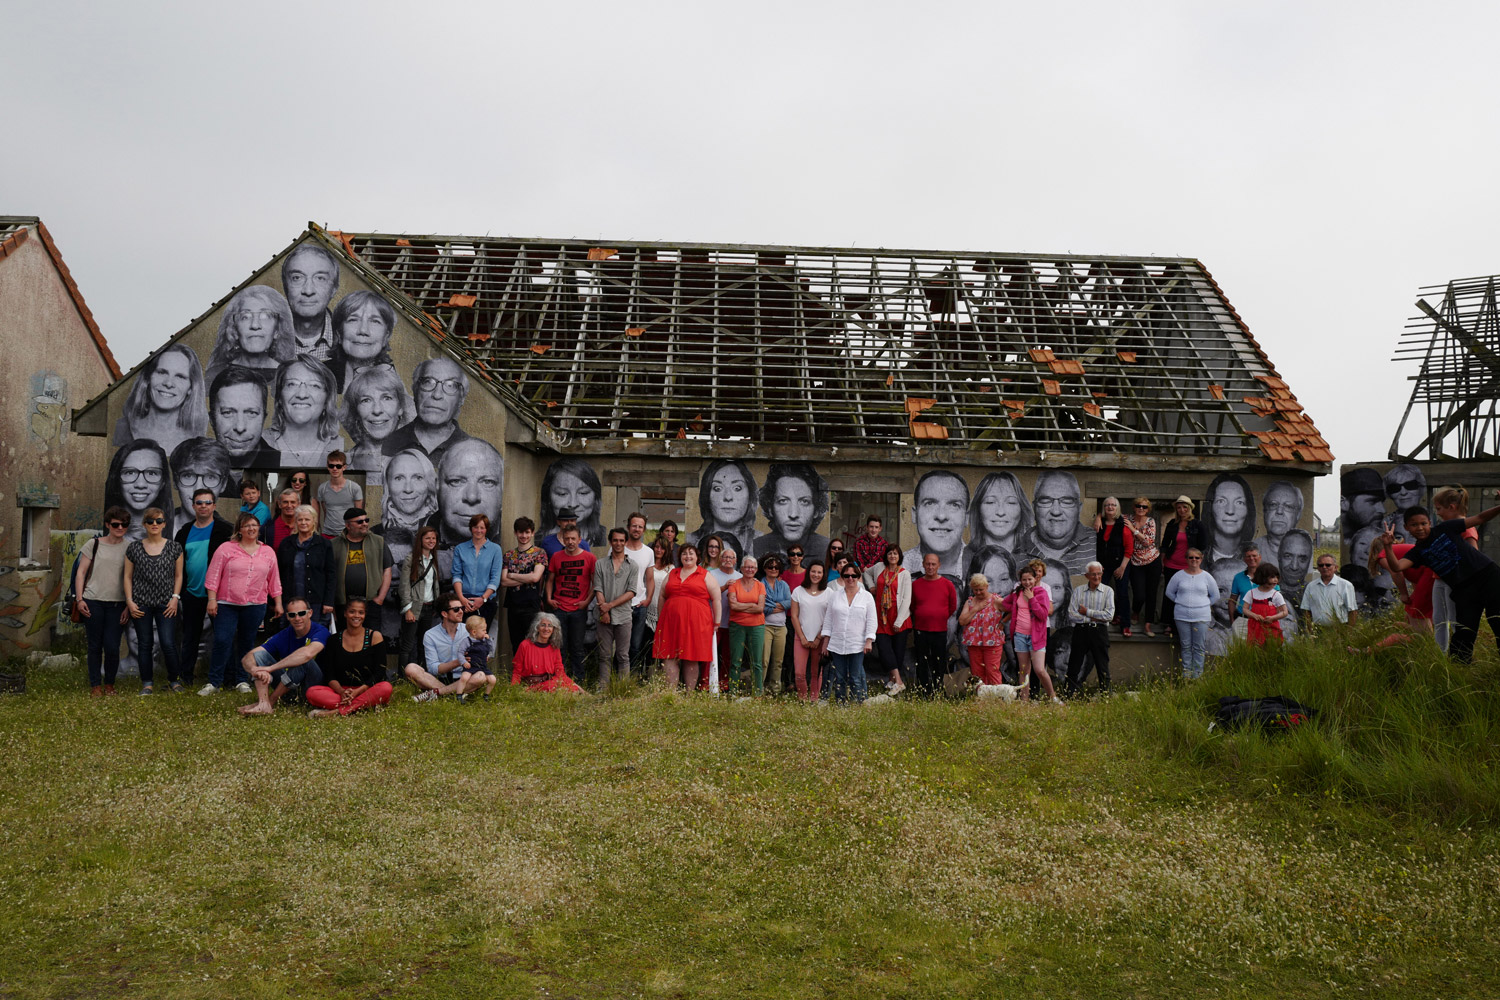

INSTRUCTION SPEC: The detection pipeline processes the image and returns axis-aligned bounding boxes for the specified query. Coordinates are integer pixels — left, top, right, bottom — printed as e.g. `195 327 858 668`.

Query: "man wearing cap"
1158 495 1208 635
331 506 393 632
541 508 581 556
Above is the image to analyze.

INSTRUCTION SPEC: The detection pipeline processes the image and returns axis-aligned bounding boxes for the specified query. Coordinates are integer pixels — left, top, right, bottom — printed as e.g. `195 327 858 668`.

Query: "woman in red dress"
510 613 583 693
652 542 722 691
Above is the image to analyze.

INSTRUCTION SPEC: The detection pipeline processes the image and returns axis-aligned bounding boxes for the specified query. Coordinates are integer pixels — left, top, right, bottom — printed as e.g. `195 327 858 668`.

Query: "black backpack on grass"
1209 696 1315 733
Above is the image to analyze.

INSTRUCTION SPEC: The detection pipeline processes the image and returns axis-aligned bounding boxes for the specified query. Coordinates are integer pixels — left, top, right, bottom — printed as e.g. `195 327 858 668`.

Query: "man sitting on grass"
404 593 490 702
238 597 330 715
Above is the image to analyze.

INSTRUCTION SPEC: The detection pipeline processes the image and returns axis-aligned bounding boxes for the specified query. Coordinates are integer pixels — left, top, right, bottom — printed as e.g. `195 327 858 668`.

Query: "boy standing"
317 450 364 539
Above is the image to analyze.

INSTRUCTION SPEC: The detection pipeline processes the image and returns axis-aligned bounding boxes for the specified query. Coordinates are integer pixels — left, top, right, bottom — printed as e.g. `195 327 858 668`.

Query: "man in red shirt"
546 526 597 682
909 552 958 696
852 515 887 571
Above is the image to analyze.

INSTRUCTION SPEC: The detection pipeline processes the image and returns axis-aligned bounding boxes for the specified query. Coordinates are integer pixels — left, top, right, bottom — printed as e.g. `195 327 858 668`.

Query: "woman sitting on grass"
1239 563 1289 646
307 597 393 717
511 613 583 693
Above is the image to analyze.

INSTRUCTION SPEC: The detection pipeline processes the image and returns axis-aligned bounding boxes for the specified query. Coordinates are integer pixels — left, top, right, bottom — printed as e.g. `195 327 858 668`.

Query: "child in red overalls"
1239 562 1289 646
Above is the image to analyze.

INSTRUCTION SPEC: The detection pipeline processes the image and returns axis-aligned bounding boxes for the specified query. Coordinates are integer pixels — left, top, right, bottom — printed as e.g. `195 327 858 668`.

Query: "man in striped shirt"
1064 561 1115 697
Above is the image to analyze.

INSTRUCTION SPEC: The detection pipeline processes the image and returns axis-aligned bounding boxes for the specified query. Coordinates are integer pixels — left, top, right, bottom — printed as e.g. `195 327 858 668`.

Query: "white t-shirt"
791 586 832 642
318 479 364 536
1240 586 1287 615
624 543 653 608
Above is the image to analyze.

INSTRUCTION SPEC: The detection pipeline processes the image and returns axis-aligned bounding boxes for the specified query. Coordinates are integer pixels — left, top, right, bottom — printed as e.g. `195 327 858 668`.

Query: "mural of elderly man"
1251 480 1304 567
1017 470 1093 575
431 438 504 552
902 470 970 579
753 463 830 565
382 357 473 469
281 243 342 363
1279 528 1314 605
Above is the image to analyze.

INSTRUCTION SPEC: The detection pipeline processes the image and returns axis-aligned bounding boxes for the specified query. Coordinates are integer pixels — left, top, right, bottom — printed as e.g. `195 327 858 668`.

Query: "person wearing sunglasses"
236 597 330 716
332 507 393 635
1163 548 1219 679
1125 497 1162 639
821 564 878 704
173 488 234 687
317 450 364 539
73 506 133 695
406 594 486 701
124 507 185 695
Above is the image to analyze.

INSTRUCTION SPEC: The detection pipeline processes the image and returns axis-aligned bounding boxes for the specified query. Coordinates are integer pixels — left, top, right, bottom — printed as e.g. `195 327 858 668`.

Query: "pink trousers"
306 681 393 715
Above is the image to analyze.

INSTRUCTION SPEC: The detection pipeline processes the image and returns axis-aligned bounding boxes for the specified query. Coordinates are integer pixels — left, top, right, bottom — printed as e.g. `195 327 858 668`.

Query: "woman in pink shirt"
203 512 283 695
1000 558 1061 704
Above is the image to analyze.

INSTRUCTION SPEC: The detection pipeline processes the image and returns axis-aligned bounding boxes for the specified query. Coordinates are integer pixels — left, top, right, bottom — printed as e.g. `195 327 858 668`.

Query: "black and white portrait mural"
903 470 970 578
340 366 415 482
382 357 472 469
753 462 830 564
282 243 342 363
539 457 604 549
205 285 296 388
262 356 342 468
375 448 437 568
1017 470 1092 575
1341 467 1395 606
1279 528 1314 604
329 290 398 393
431 438 505 551
968 472 1032 556
208 365 278 469
105 441 176 541
689 459 759 565
1251 480 1304 568
168 438 234 531
111 344 208 456
1381 463 1428 544
1203 472 1256 566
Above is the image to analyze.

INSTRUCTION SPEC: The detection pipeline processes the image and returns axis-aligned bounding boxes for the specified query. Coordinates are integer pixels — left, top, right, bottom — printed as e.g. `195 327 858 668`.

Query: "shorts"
1013 633 1045 653
463 665 494 678
434 670 460 685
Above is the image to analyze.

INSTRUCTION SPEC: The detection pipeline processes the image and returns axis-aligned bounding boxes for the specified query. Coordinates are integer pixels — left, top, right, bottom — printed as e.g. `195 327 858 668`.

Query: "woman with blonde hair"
112 344 209 455
1000 558 1061 704
205 285 297 385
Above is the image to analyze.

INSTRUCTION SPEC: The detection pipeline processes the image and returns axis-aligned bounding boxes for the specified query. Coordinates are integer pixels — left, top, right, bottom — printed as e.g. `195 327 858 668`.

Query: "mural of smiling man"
281 243 342 363
1017 470 1092 575
902 470 969 578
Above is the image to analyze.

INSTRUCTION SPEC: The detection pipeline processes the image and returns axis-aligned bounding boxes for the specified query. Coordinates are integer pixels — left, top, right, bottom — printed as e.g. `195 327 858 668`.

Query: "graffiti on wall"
29 371 68 451
102 241 496 557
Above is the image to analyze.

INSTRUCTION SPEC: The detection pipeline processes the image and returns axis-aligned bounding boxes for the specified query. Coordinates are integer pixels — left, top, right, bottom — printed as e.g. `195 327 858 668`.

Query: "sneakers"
139 684 153 696
457 693 469 704
412 690 438 703
233 682 253 694
169 682 186 694
888 680 907 697
197 683 218 696
1051 696 1066 706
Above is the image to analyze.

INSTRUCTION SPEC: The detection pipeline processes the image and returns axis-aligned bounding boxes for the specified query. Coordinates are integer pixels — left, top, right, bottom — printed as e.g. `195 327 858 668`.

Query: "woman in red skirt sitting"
511 613 583 692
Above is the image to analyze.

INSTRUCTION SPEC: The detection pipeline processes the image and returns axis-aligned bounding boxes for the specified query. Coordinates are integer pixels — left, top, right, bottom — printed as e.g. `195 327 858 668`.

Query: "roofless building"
72 225 1330 671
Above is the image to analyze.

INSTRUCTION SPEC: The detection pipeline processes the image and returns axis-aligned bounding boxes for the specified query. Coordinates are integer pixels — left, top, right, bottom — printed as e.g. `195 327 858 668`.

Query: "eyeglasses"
120 468 163 484
234 309 275 324
143 517 166 525
416 376 463 395
446 606 464 614
1135 504 1150 510
350 518 370 525
1035 497 1080 510
192 499 216 506
1386 480 1422 495
178 472 225 489
108 521 127 529
1318 562 1336 568
327 462 345 469
286 609 310 619
841 572 861 579
283 379 323 394
1186 556 1202 561
788 551 803 557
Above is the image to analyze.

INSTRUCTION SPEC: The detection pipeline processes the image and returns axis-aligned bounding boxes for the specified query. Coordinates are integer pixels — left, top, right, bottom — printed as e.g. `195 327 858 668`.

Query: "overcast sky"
8 1 1497 520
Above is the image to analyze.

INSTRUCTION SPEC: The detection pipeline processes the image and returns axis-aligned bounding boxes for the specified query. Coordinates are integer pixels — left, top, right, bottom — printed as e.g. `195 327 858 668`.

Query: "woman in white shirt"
643 538 672 661
821 561 879 704
790 561 833 702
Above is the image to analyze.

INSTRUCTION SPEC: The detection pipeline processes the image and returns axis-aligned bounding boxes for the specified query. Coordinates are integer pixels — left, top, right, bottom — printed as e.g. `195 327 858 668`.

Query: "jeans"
132 604 182 686
597 619 632 687
210 603 265 688
1129 558 1161 627
1065 622 1110 695
1176 617 1210 678
400 602 436 670
1109 571 1131 629
1432 579 1457 653
761 624 787 695
830 650 868 704
629 603 649 666
912 629 948 696
556 607 589 680
252 646 324 694
728 622 766 694
83 599 126 687
178 592 210 685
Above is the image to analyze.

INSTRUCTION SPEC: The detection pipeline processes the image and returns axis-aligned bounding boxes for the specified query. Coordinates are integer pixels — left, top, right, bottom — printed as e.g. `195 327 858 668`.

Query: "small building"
0 217 122 654
72 225 1330 673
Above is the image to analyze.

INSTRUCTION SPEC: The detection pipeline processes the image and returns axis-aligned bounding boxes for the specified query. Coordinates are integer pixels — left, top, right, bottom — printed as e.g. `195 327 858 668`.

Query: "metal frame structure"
1392 275 1500 461
339 233 1322 461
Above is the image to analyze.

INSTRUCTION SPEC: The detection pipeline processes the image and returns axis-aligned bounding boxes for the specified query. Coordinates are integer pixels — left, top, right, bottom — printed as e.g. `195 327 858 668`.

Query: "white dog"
975 683 1019 702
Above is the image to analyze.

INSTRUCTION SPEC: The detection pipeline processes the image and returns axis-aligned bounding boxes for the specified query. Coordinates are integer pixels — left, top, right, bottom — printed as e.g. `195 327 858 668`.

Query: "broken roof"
343 231 1327 466
1393 273 1500 461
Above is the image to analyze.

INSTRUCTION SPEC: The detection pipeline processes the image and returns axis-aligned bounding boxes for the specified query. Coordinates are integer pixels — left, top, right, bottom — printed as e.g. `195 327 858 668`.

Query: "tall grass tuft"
1112 615 1500 822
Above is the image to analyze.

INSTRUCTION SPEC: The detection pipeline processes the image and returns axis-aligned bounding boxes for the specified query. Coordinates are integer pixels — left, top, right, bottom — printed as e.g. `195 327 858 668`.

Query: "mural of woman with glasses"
105 441 176 541
261 356 342 468
204 285 297 387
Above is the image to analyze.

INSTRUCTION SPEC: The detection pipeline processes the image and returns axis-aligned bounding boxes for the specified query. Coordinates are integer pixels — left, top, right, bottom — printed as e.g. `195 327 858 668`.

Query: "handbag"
67 539 100 623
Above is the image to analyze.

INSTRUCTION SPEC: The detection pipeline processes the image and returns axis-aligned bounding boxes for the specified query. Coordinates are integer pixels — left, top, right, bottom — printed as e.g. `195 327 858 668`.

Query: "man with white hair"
1064 561 1115 697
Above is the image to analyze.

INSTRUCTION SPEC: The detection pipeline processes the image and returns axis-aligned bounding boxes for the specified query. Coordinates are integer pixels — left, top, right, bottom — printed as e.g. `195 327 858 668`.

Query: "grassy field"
1 623 1498 999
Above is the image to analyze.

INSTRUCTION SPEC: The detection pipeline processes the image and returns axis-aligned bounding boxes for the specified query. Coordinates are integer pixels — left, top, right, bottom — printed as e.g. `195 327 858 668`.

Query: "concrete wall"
0 233 117 653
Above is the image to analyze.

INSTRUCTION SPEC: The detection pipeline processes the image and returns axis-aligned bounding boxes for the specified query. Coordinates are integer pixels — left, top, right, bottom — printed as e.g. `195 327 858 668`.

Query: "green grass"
1 625 1498 999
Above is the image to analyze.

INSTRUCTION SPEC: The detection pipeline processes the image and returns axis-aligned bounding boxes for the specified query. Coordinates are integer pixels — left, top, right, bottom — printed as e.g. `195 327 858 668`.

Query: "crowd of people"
69 456 1500 710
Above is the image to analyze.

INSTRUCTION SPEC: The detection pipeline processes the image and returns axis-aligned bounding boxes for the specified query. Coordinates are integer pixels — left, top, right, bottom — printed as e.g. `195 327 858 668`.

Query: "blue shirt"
241 500 272 533
762 578 792 627
423 623 471 676
184 523 214 597
451 538 504 599
261 622 331 662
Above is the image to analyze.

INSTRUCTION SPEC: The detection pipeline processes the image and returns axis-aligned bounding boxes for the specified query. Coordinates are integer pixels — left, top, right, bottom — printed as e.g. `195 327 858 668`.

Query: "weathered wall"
0 233 117 652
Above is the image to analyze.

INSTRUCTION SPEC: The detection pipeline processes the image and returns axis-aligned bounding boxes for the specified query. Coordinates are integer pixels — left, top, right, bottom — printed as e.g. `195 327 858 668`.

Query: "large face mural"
753 462 831 564
689 459 759 565
539 458 604 548
1339 464 1427 610
107 240 479 538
